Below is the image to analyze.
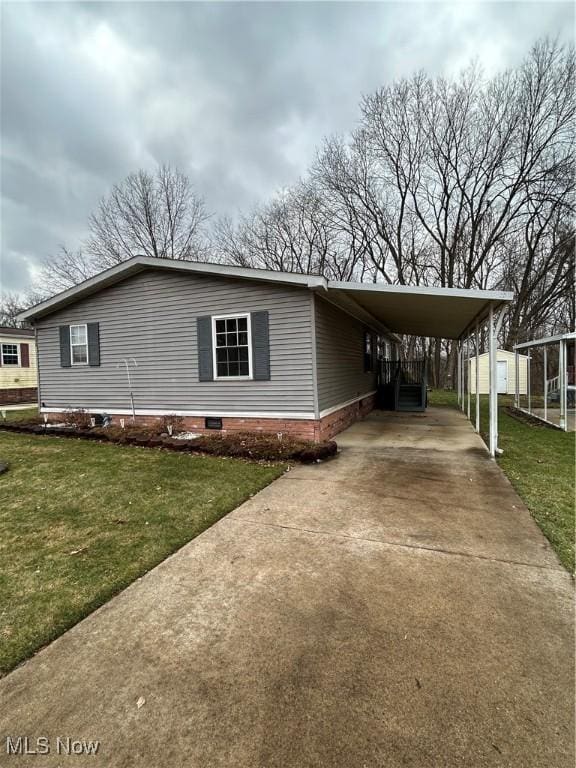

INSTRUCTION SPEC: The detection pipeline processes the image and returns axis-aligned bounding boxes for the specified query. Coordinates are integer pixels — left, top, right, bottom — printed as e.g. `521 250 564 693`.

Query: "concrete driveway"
0 407 573 767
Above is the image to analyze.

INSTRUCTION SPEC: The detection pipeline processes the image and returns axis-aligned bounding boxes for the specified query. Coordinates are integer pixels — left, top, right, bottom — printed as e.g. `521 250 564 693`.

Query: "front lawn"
1 406 38 422
430 389 575 571
0 431 285 675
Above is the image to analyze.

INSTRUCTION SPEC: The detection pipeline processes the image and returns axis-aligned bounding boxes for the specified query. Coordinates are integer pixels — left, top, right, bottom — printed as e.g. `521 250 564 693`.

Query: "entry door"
497 360 508 394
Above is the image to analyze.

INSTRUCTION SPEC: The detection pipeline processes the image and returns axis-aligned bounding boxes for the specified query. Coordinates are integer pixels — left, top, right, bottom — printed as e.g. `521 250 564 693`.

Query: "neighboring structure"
0 326 38 404
513 332 576 432
18 256 513 448
469 349 528 395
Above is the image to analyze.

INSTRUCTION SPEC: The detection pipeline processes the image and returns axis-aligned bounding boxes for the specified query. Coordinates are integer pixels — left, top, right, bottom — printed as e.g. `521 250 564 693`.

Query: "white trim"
211 313 252 380
1 342 20 366
328 280 513 302
40 395 377 421
39 407 317 420
70 323 88 366
318 391 377 419
514 332 576 350
471 349 530 361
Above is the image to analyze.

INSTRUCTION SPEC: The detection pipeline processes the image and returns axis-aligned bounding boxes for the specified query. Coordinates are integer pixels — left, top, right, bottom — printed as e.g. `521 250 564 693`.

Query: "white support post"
487 306 504 457
488 306 496 456
559 339 566 431
457 343 461 406
515 349 519 409
461 343 465 412
543 345 547 423
466 336 471 420
527 350 531 414
475 323 480 433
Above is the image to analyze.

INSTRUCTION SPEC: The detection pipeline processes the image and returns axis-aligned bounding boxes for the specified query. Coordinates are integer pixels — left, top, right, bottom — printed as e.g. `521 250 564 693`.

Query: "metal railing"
379 359 427 411
379 359 427 386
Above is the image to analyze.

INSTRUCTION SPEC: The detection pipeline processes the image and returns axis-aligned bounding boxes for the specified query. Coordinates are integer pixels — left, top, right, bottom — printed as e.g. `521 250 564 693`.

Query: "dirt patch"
505 406 558 429
0 421 337 464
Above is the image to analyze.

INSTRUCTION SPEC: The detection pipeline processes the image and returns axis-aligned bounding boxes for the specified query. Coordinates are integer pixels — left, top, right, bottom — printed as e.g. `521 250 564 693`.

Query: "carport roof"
18 256 513 339
325 281 513 340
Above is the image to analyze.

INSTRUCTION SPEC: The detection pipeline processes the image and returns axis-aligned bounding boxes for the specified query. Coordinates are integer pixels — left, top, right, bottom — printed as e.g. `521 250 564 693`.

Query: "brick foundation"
0 387 37 405
316 392 377 441
44 393 377 443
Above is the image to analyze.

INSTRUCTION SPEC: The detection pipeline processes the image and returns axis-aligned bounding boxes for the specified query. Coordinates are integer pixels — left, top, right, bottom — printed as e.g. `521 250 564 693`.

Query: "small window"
213 315 251 379
1 343 19 366
70 324 88 365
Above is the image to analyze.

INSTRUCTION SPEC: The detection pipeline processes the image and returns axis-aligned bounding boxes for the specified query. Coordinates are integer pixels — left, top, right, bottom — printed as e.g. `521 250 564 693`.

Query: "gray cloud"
1 1 573 293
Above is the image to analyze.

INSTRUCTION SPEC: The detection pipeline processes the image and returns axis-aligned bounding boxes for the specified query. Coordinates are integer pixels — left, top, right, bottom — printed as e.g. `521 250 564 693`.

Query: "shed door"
497 360 508 394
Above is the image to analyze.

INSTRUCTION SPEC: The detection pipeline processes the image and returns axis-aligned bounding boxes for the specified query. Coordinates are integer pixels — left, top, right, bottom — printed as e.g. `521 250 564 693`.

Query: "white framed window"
1 343 19 366
212 314 252 379
70 324 88 365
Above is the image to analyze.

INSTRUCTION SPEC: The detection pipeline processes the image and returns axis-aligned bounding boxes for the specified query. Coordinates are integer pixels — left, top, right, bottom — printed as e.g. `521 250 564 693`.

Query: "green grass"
430 389 575 571
0 431 285 675
1 406 38 422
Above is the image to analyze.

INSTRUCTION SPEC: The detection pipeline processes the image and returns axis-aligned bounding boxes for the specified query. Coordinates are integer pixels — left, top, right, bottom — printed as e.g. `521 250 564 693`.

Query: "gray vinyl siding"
35 269 315 414
314 295 378 412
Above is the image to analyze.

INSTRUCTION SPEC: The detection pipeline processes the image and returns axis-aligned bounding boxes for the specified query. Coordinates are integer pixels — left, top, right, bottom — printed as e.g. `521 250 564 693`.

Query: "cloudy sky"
1 1 573 294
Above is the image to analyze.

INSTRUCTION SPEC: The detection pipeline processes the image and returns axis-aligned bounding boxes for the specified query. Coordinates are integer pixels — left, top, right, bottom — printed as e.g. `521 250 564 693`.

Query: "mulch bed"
0 420 337 463
505 406 559 429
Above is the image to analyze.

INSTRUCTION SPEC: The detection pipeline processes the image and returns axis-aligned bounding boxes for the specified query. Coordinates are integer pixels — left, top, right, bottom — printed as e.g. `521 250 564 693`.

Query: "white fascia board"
514 331 576 350
17 256 328 322
327 281 514 302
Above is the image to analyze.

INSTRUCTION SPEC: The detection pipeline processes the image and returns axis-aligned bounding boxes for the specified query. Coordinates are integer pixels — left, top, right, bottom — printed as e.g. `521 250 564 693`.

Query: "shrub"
0 421 338 463
156 414 185 435
63 408 92 429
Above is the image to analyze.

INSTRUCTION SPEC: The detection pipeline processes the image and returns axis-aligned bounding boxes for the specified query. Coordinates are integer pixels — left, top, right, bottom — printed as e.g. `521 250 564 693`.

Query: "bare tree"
86 165 209 269
0 290 45 327
311 39 574 384
0 293 28 327
38 247 98 294
31 166 209 298
213 182 368 280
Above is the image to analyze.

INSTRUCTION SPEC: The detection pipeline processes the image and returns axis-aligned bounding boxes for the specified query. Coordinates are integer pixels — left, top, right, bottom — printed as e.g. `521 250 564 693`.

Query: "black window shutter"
197 316 213 381
20 343 30 367
59 326 71 367
251 311 270 381
87 323 100 366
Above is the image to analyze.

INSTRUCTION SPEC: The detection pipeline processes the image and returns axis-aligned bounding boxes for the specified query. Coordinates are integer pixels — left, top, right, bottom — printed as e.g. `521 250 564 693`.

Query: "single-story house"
18 257 513 444
469 349 528 395
0 326 38 404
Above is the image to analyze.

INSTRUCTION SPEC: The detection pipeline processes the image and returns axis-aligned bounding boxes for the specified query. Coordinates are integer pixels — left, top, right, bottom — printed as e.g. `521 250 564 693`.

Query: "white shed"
469 349 528 395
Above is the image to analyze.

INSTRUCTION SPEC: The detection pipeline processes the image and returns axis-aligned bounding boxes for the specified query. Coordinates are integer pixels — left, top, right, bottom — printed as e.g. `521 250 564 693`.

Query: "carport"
323 282 514 456
513 331 576 431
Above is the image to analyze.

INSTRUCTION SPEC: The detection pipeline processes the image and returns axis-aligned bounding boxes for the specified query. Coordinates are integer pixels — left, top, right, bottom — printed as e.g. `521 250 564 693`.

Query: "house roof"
17 255 513 340
469 348 529 360
0 325 34 338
